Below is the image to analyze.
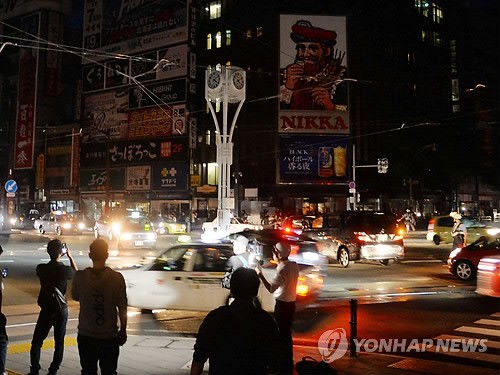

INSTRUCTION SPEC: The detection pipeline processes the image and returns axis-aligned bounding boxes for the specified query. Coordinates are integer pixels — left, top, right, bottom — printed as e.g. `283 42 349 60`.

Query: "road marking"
425 344 500 364
455 326 500 337
475 319 500 327
8 337 77 354
491 312 500 318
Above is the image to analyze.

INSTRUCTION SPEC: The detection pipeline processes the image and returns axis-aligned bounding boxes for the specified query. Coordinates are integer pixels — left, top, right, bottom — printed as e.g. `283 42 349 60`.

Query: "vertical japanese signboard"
14 13 40 170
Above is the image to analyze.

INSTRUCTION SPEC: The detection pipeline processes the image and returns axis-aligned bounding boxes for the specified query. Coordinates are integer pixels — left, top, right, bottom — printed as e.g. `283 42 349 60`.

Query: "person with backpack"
28 239 77 375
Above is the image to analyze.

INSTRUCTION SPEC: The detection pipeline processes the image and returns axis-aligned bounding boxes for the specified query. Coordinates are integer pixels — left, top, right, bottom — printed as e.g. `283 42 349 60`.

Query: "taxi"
118 242 323 312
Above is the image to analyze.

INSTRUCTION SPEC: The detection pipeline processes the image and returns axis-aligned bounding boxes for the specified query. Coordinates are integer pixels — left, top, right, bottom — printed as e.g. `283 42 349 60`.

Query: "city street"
0 230 498 373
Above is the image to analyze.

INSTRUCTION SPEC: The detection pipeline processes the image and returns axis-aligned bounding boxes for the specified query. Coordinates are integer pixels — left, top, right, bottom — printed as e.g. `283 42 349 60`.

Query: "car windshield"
122 217 153 231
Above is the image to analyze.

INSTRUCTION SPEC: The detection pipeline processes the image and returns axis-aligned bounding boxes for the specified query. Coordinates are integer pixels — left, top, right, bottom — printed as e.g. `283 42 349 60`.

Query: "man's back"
193 299 279 374
72 267 127 339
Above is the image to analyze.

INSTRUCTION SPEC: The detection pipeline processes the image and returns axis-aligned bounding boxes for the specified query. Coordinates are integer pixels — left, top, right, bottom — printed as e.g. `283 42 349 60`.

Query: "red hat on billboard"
290 20 337 46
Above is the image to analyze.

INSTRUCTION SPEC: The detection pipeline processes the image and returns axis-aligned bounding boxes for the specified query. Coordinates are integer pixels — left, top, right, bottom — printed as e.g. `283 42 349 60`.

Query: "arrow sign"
5 179 18 193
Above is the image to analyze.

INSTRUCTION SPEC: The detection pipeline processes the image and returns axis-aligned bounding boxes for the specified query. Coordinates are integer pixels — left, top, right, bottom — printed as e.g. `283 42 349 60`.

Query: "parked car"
448 235 500 280
34 211 86 235
226 229 327 270
476 254 500 297
118 242 324 313
301 211 405 267
426 215 500 245
94 212 157 250
202 216 263 238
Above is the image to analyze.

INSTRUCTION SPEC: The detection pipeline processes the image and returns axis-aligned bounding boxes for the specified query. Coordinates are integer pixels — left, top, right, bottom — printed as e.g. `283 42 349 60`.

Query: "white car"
476 254 500 298
118 243 323 313
34 212 86 235
202 217 263 237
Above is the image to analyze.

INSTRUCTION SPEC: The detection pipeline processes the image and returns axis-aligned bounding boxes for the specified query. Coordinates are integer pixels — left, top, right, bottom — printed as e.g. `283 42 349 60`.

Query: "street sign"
6 192 15 198
4 179 18 193
348 181 356 189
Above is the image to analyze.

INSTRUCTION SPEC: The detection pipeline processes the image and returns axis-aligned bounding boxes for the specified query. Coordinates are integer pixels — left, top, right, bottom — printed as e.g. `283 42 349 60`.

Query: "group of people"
1 233 299 374
1 238 127 375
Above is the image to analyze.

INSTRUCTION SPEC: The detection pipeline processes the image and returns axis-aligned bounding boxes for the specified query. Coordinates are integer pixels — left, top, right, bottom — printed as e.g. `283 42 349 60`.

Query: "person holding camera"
28 239 78 375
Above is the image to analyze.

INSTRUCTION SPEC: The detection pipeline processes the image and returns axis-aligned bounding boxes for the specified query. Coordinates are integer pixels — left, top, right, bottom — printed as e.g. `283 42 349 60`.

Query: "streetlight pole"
205 66 246 233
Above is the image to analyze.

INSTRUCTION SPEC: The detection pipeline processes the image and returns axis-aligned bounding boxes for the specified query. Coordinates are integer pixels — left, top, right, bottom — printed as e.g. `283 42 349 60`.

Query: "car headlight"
78 222 86 230
62 222 72 229
9 218 16 225
487 228 500 235
449 248 462 259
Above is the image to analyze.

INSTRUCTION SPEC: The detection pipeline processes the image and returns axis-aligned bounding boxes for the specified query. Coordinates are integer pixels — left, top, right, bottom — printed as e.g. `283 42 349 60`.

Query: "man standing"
450 212 467 249
29 240 77 375
256 241 299 374
0 246 8 375
191 268 280 374
71 238 127 375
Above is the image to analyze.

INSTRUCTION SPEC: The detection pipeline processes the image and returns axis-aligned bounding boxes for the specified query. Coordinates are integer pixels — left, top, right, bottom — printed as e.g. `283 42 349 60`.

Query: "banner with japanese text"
279 135 349 183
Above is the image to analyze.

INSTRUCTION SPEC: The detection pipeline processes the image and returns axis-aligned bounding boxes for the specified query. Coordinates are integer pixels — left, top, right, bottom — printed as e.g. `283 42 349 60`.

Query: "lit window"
209 1 221 19
207 163 218 185
245 29 252 39
256 26 263 37
207 34 212 50
216 31 222 48
226 30 231 46
216 100 221 113
206 130 211 145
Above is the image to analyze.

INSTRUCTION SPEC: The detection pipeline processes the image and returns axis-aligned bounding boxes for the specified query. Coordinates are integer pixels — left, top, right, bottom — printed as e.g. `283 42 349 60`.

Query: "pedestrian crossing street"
426 311 500 366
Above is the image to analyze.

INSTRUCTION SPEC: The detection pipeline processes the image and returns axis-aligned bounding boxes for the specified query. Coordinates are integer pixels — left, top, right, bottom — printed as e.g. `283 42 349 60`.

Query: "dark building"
0 0 498 226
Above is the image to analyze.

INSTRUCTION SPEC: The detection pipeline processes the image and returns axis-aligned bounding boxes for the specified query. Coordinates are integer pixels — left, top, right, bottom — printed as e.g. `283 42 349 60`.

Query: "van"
426 215 499 245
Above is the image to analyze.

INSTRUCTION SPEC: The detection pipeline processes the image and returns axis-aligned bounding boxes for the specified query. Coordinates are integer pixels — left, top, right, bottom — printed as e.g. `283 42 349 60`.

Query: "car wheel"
141 309 154 314
455 260 475 280
55 226 62 236
433 235 441 245
380 259 391 266
338 248 350 268
38 226 45 234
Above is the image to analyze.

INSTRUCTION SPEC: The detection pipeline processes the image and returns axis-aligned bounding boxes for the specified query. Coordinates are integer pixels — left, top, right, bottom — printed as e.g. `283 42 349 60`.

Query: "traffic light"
377 158 388 173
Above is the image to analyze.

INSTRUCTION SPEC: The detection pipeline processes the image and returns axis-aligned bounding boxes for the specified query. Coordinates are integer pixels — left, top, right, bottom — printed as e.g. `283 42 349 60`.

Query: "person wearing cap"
450 212 467 249
256 241 300 373
280 20 346 111
29 239 78 375
71 239 128 374
191 268 280 375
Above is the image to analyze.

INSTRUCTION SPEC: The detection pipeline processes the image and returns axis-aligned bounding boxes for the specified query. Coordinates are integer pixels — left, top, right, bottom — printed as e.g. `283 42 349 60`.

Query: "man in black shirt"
191 268 280 374
28 239 77 375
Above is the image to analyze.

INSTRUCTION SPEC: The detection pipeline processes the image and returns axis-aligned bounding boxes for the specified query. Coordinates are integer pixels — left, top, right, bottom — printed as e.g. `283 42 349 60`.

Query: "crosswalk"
390 311 500 371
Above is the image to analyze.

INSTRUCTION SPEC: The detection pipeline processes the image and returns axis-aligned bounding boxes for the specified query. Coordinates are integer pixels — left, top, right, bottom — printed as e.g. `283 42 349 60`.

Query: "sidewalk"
5 333 497 375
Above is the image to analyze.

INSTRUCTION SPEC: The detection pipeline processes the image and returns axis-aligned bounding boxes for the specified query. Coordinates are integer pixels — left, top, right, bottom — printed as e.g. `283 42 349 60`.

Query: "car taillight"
428 218 435 231
284 227 292 233
296 276 309 296
290 244 299 256
354 232 371 241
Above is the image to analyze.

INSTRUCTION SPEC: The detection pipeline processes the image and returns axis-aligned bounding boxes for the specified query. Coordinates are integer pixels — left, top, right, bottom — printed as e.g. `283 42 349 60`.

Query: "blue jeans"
77 334 120 375
30 306 68 374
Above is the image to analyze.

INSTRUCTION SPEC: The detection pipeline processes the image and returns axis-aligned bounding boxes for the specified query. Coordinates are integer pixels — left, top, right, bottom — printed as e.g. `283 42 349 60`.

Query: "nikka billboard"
279 15 349 134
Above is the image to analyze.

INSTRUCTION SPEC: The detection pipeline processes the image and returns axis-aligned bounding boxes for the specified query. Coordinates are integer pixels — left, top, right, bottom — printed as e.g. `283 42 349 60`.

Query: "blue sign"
5 179 18 193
